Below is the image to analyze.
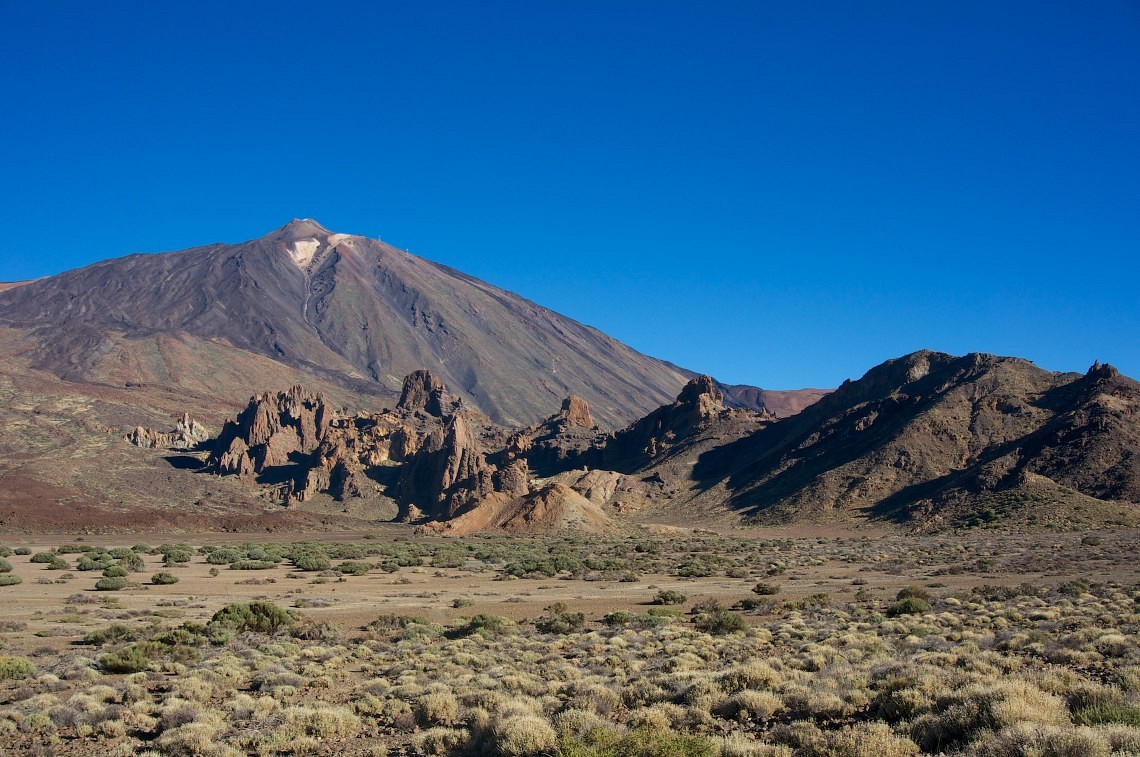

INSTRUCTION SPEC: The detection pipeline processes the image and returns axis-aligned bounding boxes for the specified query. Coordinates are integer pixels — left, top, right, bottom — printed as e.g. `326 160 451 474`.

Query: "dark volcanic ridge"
122 351 1139 535
0 219 817 429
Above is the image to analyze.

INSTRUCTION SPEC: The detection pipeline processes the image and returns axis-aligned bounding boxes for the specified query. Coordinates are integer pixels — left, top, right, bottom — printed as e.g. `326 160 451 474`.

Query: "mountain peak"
265 218 332 242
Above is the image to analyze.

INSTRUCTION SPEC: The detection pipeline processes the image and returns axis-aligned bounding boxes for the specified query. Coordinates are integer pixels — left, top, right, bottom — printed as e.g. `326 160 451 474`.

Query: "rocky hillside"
188 352 1140 534
685 351 1140 528
0 219 817 428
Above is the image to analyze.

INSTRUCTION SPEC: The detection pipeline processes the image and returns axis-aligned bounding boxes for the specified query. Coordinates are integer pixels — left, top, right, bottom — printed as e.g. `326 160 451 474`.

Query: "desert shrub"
653 589 687 605
230 559 276 570
99 644 153 673
0 575 21 587
152 624 208 647
56 543 89 554
76 554 113 571
158 543 194 563
416 689 460 726
897 585 931 601
1072 701 1140 727
368 613 434 632
336 560 371 576
84 624 135 646
206 548 242 564
45 556 69 570
692 601 748 634
452 597 475 608
14 547 31 555
1081 535 1103 546
752 582 780 595
561 726 717 757
910 680 1068 752
413 726 470 755
150 571 179 585
210 601 294 633
0 656 35 680
451 614 513 638
1059 579 1090 597
825 721 920 756
677 561 716 577
29 551 56 563
505 557 557 578
102 565 129 578
292 552 332 572
718 689 785 721
887 597 932 616
0 547 9 558
95 576 128 591
492 713 558 756
603 611 636 628
534 602 586 634
114 551 145 572
0 558 11 573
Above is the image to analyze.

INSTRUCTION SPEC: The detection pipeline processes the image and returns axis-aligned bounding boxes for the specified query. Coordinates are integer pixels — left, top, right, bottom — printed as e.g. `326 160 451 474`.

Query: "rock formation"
208 386 332 482
197 353 1140 534
125 413 210 450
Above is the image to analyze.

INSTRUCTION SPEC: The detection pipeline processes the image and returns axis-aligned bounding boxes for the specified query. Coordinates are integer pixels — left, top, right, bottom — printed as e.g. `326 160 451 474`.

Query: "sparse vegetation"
1 531 1140 755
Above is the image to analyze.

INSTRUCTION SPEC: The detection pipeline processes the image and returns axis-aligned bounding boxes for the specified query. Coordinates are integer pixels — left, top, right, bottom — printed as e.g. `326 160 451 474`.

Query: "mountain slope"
684 351 1140 527
0 220 813 428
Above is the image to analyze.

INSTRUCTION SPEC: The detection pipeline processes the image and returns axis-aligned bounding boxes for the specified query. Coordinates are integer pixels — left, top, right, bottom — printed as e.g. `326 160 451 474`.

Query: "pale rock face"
287 239 320 268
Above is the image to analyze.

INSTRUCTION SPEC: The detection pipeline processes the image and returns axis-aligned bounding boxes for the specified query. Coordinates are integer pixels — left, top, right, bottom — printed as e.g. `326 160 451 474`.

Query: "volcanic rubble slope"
681 350 1140 529
202 369 773 535
0 219 823 428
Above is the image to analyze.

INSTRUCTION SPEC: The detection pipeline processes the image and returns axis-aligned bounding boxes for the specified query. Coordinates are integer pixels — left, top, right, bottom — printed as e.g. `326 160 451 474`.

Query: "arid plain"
3 525 1140 755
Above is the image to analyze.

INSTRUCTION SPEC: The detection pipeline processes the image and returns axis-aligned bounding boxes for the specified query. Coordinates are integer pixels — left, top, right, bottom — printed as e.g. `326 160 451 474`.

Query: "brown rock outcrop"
125 412 210 450
207 385 333 489
397 370 455 417
559 395 594 428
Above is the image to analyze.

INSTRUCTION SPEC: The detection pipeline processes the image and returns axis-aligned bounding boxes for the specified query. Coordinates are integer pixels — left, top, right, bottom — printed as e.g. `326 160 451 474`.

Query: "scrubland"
1 528 1139 755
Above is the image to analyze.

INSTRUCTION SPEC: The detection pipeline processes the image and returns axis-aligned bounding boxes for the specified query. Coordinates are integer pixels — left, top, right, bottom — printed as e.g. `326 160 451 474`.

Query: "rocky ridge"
193 352 1140 534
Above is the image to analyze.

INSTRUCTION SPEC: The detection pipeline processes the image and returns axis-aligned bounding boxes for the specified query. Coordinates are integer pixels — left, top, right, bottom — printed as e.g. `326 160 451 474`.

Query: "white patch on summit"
288 239 320 268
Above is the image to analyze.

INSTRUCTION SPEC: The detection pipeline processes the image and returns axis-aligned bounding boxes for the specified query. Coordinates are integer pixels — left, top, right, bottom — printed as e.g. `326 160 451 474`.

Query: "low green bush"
336 561 371 576
95 576 128 591
534 602 586 634
897 585 931 601
0 558 11 573
652 590 687 605
102 565 129 578
0 575 22 586
209 601 294 633
151 572 179 585
292 552 332 572
230 560 276 570
29 552 56 564
450 614 513 638
84 624 135 646
99 644 153 673
887 597 932 616
752 582 780 595
0 656 35 680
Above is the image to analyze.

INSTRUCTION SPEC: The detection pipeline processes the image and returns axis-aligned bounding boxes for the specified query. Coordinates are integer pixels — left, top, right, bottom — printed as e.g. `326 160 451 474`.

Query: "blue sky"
1 1 1137 389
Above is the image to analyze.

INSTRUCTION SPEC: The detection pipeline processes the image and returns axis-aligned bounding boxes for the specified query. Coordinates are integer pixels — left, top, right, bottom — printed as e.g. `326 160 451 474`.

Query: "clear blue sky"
1 1 1137 389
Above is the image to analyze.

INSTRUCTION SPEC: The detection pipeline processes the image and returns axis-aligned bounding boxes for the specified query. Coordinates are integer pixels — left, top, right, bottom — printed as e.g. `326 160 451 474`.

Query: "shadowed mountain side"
0 220 813 428
689 351 1140 527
